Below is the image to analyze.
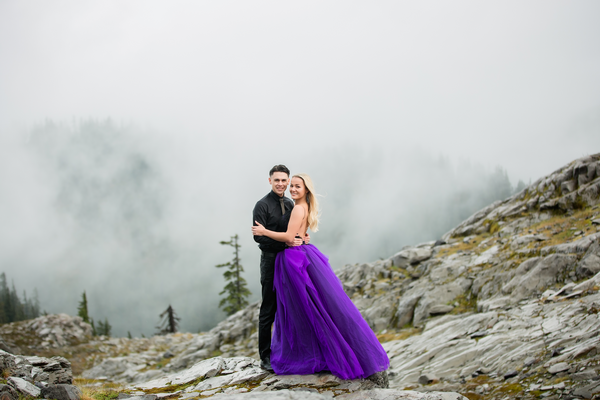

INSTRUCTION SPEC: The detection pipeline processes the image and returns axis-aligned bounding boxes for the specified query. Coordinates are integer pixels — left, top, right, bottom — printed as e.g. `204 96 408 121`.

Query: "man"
253 164 306 372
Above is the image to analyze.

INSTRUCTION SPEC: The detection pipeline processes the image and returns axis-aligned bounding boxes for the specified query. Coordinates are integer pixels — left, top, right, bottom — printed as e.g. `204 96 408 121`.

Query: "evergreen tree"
155 305 181 335
90 318 97 336
216 234 251 315
77 291 90 323
96 318 112 337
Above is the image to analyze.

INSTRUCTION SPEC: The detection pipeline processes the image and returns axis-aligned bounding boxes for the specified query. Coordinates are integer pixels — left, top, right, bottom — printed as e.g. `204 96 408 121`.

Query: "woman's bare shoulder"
292 204 308 216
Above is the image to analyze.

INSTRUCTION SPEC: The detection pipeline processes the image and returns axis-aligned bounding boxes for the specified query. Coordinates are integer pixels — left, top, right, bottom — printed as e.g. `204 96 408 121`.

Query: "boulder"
391 248 432 268
577 240 600 277
133 357 226 390
395 296 421 328
511 254 577 300
41 384 82 400
0 351 16 373
0 385 18 400
428 305 454 315
8 377 41 398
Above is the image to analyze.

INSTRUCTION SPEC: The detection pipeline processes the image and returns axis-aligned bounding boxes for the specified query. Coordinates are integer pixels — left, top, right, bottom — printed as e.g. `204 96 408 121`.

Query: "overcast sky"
0 1 599 336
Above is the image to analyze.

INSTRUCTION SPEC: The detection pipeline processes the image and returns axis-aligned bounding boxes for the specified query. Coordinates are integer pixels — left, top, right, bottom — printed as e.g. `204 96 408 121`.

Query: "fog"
0 1 599 336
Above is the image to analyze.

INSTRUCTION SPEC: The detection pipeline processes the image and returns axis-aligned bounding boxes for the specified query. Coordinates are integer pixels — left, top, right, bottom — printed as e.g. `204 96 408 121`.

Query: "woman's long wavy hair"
293 173 320 232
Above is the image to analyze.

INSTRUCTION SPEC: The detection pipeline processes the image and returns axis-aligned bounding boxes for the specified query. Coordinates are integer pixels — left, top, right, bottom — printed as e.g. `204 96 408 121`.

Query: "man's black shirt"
253 190 294 253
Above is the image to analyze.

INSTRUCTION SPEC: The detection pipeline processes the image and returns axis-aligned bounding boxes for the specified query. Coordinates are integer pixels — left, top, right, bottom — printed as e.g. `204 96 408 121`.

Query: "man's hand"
304 233 311 244
252 221 266 236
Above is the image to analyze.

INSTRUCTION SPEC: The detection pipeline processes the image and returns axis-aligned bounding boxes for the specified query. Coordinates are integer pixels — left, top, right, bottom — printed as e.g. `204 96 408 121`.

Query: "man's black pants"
258 251 277 362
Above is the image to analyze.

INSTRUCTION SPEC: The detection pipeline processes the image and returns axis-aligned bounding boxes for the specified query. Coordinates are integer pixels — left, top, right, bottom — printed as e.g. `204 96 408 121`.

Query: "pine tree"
77 291 90 323
155 305 181 335
32 289 41 318
96 318 112 337
0 273 12 323
216 234 251 315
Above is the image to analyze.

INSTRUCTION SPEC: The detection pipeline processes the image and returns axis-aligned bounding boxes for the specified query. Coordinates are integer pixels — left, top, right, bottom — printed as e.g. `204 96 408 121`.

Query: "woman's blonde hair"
293 173 320 232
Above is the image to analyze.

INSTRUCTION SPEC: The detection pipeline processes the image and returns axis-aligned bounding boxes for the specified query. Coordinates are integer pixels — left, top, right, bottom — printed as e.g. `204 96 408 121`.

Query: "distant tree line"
0 272 41 324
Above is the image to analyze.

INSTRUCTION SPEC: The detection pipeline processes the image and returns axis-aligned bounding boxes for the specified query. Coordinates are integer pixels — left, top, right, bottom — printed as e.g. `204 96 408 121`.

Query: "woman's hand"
252 221 266 236
286 236 304 247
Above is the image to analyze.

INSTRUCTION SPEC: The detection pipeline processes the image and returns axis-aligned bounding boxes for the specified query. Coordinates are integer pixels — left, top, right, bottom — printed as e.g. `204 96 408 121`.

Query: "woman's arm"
252 205 306 243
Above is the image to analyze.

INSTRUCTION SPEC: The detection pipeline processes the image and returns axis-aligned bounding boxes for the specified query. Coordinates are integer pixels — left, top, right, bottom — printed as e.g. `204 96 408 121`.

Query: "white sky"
1 1 599 182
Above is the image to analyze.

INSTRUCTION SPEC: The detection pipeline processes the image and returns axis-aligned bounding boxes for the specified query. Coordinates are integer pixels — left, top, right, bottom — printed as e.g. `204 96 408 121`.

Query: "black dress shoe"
260 357 274 372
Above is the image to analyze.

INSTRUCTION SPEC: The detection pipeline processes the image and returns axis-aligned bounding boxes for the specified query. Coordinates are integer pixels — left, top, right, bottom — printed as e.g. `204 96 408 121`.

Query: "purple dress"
270 244 390 380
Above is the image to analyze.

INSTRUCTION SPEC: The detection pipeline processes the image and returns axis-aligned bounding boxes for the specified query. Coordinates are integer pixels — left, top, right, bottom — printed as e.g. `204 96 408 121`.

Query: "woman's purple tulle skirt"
270 244 390 380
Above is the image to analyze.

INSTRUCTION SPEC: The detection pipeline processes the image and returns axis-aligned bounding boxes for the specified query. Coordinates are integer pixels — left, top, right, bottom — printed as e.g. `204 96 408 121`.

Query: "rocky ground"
2 153 600 400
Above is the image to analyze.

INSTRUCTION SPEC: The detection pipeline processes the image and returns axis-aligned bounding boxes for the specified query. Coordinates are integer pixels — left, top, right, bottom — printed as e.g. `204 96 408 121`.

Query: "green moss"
459 393 484 400
450 291 477 315
389 265 410 279
493 382 524 395
92 392 119 400
489 220 501 234
140 377 205 395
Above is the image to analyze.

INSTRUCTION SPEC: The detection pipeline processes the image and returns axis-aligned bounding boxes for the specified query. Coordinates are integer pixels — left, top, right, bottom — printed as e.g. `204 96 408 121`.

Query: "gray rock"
418 374 437 385
0 385 18 400
8 377 41 398
133 357 225 390
561 180 576 193
366 371 389 388
428 305 454 315
214 389 331 399
469 331 488 339
511 254 577 300
0 340 13 355
577 254 600 277
572 370 598 381
268 374 342 390
573 387 593 399
577 240 600 277
503 370 518 379
391 248 432 268
0 351 16 373
548 362 570 374
41 384 82 400
337 389 468 399
395 296 421 328
573 271 600 292
523 357 537 366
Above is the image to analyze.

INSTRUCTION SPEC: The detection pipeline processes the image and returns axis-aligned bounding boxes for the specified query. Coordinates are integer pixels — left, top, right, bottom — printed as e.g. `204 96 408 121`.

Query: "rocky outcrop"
0 350 79 400
0 314 93 354
120 356 463 399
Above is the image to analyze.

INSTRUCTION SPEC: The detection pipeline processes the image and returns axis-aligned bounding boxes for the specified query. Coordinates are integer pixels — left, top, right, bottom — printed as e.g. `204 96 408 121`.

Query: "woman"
252 173 389 380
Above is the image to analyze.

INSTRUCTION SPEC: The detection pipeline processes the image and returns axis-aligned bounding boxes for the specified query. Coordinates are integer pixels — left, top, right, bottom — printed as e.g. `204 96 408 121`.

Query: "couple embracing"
252 165 389 380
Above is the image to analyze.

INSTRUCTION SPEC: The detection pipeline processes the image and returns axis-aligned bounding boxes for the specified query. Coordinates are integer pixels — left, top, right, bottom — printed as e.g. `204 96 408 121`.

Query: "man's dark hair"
269 164 290 177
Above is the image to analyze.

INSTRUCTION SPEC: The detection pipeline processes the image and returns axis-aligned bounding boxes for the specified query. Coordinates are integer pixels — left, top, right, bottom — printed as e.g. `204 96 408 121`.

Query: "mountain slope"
19 153 600 399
